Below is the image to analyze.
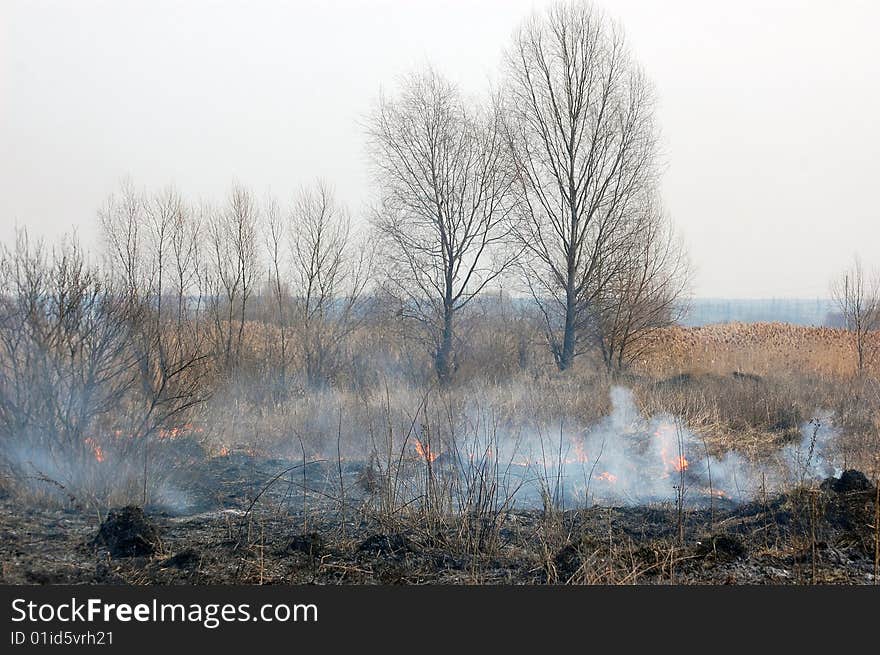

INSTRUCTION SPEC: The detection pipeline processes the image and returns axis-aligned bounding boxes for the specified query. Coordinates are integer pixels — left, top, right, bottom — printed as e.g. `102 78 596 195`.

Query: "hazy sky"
2 0 878 298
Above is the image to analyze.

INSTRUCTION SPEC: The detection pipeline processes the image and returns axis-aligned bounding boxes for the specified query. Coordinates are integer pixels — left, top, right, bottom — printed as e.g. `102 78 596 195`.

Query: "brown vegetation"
638 322 880 380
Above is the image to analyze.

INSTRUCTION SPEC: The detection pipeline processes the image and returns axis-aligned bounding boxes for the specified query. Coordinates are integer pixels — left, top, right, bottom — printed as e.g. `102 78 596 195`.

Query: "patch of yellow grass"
637 322 878 380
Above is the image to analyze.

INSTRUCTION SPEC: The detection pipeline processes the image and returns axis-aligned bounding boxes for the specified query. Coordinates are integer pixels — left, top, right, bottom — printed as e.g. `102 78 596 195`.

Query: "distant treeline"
680 298 839 327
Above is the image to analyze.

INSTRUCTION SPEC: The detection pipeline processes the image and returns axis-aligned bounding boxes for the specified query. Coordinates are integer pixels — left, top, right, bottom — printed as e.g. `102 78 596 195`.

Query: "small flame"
655 421 689 474
84 437 105 463
218 446 230 457
414 439 438 463
596 471 617 483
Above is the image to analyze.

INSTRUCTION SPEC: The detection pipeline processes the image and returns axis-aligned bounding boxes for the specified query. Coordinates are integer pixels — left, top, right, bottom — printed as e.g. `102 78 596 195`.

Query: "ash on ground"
1 458 876 585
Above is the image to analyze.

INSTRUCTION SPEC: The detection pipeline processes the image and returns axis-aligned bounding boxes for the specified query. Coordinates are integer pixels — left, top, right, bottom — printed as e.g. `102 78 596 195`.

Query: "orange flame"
596 471 617 483
414 439 438 463
218 446 230 457
84 437 105 463
659 446 689 475
655 421 689 475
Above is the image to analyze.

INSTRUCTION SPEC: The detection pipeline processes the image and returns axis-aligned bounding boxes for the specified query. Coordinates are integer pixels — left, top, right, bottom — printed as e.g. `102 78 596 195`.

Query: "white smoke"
453 386 841 509
780 410 841 484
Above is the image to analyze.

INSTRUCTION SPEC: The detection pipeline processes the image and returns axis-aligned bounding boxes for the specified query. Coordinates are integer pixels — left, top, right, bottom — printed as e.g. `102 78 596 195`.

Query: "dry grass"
638 322 880 379
184 319 880 481
632 322 880 477
3 318 878 585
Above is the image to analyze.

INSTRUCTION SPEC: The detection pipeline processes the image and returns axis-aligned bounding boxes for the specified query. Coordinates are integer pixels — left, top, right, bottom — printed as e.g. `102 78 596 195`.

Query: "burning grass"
2 319 879 585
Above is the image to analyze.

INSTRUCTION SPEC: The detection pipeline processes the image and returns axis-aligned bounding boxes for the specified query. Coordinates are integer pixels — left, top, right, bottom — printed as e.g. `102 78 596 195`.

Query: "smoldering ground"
4 376 845 517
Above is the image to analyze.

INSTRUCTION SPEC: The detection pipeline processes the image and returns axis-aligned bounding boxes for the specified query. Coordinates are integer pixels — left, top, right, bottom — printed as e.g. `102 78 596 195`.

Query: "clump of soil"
553 541 585 581
357 533 413 556
694 534 746 562
816 470 877 554
93 506 161 558
821 469 874 494
285 532 325 559
160 548 201 569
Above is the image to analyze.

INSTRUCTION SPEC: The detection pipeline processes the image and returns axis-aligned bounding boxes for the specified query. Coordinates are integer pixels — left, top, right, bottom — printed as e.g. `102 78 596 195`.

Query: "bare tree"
99 181 193 316
99 179 147 295
205 185 260 373
288 182 371 387
593 196 689 371
367 68 517 385
832 256 880 375
504 1 659 371
100 183 208 393
0 235 137 479
264 196 293 400
167 191 205 331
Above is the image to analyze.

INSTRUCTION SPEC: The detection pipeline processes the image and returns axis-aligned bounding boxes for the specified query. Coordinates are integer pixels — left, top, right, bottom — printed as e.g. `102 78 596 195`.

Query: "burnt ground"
0 453 877 585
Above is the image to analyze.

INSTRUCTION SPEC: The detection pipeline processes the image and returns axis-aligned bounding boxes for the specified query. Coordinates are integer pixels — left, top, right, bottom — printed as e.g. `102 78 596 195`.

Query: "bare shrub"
0 232 205 507
592 196 690 371
285 182 371 389
832 256 880 375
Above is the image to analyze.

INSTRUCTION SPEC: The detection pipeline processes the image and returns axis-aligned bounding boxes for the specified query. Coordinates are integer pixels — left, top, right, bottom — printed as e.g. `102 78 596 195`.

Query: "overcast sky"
2 0 878 298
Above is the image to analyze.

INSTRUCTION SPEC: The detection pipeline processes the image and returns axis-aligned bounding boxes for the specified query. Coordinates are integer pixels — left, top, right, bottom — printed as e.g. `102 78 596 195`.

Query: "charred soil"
1 455 876 585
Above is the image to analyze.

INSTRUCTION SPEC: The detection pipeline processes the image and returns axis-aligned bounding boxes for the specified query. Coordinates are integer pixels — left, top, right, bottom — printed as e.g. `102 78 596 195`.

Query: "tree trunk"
857 325 865 374
558 292 576 371
435 305 454 386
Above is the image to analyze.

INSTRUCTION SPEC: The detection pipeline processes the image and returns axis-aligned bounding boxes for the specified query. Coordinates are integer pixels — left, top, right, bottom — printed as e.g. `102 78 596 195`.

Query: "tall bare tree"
100 181 196 320
263 183 370 391
832 256 880 375
100 182 208 389
367 68 517 385
504 1 659 371
167 191 204 330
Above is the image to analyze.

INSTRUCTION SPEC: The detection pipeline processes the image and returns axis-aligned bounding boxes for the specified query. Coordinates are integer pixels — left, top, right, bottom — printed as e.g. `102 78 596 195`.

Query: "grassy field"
2 320 877 585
